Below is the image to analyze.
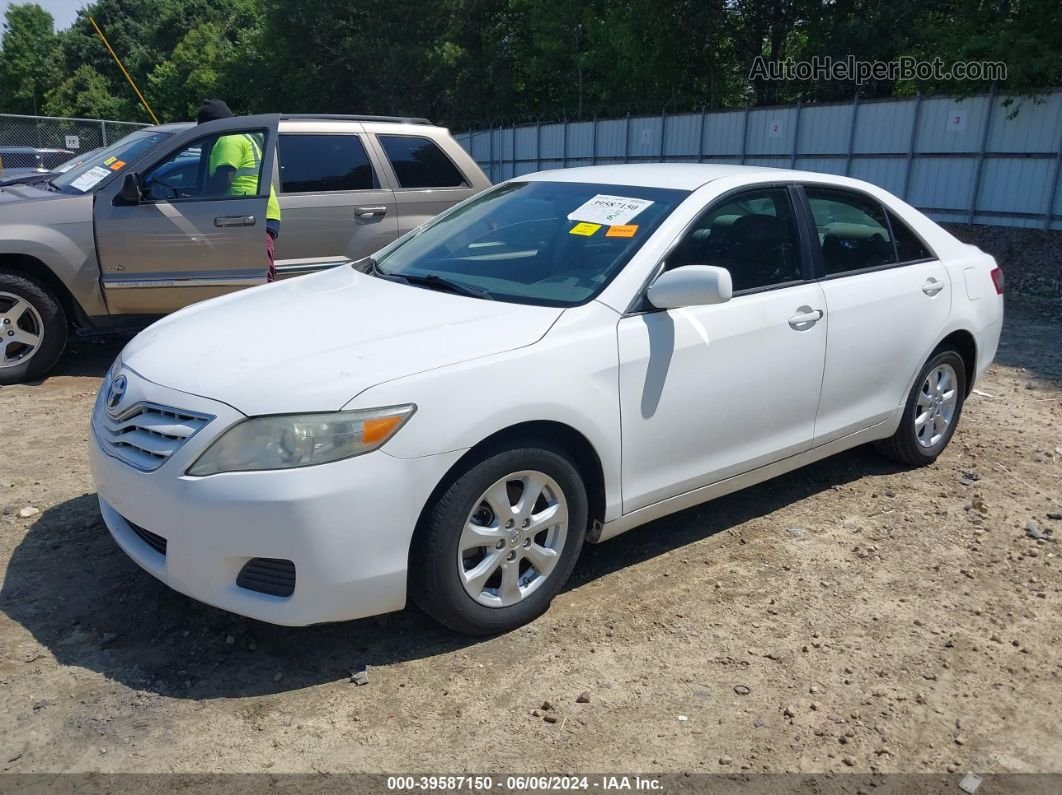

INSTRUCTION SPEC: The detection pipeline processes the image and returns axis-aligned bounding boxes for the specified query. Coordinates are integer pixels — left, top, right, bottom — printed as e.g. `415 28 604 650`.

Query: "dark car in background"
0 146 75 179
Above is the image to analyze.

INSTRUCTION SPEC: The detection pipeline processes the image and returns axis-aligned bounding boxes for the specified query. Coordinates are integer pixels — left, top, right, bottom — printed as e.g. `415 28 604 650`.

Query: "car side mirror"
117 172 142 204
647 265 733 310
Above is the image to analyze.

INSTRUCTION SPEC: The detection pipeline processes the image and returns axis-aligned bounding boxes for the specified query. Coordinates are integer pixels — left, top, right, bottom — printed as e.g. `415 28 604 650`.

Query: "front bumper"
89 369 462 626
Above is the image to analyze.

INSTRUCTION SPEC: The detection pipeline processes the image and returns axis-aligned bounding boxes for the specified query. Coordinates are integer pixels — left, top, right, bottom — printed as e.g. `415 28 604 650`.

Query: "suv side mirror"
116 172 142 204
647 265 733 310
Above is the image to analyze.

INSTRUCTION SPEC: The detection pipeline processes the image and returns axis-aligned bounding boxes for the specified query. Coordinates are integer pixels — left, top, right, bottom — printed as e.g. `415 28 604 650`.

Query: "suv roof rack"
279 113 433 125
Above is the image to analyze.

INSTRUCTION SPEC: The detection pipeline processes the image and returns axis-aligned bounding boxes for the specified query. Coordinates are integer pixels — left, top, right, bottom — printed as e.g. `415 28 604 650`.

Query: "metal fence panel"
701 110 746 157
458 90 1062 230
798 104 853 154
853 99 916 154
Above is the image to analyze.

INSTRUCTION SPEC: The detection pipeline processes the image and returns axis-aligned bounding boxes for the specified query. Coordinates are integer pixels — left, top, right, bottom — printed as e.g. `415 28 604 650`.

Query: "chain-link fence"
0 113 148 169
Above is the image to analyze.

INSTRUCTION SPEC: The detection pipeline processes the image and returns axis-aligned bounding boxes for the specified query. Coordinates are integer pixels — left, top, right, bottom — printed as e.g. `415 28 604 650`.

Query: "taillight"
990 267 1004 295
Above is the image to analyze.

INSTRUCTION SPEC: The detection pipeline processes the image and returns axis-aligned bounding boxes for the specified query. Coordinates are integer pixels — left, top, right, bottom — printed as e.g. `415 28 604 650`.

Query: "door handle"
788 308 824 329
214 215 256 227
922 277 945 296
354 206 388 218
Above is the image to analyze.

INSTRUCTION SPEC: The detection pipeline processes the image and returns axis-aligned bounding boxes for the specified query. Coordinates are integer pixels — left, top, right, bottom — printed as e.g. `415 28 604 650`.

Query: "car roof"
144 115 438 135
0 146 73 154
519 163 834 191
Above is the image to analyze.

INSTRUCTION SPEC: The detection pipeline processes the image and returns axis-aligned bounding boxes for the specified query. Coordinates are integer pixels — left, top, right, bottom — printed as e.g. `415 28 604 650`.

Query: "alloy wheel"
0 292 44 369
458 470 569 608
914 363 958 449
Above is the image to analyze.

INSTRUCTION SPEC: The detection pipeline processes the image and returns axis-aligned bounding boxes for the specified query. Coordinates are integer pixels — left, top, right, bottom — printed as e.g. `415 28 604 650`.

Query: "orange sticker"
606 224 638 238
109 160 125 170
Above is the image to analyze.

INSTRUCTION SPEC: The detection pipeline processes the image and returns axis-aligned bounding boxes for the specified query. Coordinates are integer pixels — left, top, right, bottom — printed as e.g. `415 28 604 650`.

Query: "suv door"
94 115 279 315
368 128 482 236
798 185 951 445
618 186 828 513
273 125 398 277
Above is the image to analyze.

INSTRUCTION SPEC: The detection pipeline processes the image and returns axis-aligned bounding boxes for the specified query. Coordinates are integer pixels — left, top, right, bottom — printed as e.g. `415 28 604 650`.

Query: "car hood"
122 265 564 415
0 182 62 203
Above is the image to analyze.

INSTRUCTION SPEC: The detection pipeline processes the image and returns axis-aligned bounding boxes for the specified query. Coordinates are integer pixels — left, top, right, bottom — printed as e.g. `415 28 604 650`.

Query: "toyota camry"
90 164 1004 635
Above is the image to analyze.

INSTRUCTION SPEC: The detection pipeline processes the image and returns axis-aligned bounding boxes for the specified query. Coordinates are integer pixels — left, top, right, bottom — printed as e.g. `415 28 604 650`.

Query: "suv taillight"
990 267 1004 295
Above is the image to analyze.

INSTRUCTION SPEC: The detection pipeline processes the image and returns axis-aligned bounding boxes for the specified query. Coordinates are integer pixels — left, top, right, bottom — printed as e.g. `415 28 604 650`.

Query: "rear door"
799 185 952 445
273 123 398 277
367 126 482 236
94 114 279 315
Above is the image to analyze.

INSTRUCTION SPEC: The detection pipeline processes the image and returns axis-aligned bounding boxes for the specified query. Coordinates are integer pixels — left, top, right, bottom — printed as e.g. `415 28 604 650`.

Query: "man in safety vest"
197 99 282 282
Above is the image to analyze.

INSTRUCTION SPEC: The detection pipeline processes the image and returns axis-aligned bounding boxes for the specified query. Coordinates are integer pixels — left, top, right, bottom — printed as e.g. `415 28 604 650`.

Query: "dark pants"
266 231 276 283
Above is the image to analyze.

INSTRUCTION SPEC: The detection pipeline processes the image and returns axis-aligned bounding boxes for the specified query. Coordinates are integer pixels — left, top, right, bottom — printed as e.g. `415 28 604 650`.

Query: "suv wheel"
876 346 966 467
0 270 68 385
410 445 587 635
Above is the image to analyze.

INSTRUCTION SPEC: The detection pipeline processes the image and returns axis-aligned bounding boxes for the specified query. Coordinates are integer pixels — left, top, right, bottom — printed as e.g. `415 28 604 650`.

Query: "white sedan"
89 164 1004 635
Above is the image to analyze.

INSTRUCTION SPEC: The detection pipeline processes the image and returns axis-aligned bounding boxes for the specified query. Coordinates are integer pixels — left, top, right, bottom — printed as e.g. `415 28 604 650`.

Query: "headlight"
186 404 416 476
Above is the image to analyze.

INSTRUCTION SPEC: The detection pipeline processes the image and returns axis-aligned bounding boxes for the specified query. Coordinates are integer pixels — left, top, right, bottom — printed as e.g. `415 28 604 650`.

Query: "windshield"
376 181 687 306
51 130 172 194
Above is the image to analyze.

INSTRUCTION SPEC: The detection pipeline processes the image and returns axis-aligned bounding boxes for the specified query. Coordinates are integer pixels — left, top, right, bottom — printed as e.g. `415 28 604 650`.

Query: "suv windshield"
375 181 687 306
51 130 172 194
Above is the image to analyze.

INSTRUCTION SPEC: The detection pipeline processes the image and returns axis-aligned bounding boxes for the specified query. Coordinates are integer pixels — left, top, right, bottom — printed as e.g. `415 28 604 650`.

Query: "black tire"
876 346 966 467
410 443 588 636
0 269 67 385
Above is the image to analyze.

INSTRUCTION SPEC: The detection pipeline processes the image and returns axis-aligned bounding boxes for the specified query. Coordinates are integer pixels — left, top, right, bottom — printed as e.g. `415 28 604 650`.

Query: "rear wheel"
0 270 67 385
876 346 966 467
410 445 587 636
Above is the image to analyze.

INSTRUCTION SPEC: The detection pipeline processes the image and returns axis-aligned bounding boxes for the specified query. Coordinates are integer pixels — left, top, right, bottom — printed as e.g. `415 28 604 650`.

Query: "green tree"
147 23 233 120
0 3 60 115
43 63 126 118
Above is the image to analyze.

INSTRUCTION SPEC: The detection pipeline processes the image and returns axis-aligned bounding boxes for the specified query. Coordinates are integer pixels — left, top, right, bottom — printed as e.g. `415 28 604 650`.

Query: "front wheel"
876 346 967 467
0 270 68 385
410 445 588 636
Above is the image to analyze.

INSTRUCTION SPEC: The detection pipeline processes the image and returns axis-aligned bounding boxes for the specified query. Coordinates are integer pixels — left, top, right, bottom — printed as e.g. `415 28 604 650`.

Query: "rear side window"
278 134 377 193
805 187 896 275
378 135 466 189
887 209 933 263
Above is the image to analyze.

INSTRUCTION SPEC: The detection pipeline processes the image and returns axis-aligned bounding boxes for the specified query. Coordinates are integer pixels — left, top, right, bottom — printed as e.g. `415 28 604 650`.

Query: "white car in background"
89 164 1004 636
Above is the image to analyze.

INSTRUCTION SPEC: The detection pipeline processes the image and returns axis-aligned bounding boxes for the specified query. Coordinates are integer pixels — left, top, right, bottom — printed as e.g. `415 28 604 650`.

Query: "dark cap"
197 99 234 124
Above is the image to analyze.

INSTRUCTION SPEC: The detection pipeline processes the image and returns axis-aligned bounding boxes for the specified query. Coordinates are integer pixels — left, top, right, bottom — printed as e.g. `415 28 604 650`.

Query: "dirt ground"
0 297 1059 777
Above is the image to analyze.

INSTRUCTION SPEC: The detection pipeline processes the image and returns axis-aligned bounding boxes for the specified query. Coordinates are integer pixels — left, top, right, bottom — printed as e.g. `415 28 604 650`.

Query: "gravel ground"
0 297 1059 776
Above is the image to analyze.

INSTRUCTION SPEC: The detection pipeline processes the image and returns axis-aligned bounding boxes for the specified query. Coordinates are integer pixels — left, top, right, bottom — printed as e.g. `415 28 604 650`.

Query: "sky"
1 0 87 31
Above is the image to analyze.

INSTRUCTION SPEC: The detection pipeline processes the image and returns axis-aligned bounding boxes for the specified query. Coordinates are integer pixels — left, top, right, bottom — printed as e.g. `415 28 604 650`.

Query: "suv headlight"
186 404 416 476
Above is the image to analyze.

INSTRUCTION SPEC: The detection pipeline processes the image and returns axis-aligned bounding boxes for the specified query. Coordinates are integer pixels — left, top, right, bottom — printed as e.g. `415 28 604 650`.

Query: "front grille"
237 558 296 597
128 521 167 556
95 402 213 472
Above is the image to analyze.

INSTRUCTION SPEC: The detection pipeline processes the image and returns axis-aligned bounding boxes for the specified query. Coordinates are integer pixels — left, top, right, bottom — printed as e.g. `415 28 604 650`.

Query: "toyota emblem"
106 374 128 412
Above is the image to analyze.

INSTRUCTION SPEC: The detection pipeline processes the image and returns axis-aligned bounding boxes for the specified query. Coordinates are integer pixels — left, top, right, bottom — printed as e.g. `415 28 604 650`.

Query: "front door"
95 116 279 315
618 186 828 513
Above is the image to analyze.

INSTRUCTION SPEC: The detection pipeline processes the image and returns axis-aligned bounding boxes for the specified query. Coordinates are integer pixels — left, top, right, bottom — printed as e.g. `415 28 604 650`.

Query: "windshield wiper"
362 258 493 301
400 273 494 301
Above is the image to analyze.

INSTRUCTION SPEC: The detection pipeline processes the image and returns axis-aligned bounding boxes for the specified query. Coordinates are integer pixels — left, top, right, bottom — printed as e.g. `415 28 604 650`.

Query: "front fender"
0 194 105 316
346 303 625 521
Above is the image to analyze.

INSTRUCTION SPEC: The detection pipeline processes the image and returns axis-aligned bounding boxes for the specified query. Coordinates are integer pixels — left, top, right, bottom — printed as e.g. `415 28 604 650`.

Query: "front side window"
667 187 803 292
375 180 687 306
278 133 377 192
805 187 897 275
378 134 466 188
51 130 172 194
141 130 266 202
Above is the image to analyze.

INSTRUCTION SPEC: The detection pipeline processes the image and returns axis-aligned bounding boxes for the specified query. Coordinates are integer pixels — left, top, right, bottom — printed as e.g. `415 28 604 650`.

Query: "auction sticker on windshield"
70 166 113 192
568 194 654 226
569 222 602 236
